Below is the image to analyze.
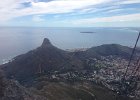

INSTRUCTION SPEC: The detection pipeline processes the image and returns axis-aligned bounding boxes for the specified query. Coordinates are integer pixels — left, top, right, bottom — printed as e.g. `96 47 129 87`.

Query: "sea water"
0 27 139 64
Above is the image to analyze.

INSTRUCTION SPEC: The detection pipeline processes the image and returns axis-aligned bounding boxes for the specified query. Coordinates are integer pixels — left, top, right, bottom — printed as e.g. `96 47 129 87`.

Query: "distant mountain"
88 44 133 57
74 44 140 60
1 38 83 82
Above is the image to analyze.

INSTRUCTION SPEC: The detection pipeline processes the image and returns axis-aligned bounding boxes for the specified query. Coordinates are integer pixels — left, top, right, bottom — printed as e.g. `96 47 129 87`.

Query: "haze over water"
0 27 139 64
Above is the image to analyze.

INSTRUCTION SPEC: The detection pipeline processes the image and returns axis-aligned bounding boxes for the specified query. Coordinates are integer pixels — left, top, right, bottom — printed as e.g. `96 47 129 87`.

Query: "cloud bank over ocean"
0 0 140 27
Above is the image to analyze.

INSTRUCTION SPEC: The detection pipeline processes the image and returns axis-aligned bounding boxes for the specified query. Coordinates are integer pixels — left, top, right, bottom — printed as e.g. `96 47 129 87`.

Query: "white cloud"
118 0 140 4
0 0 140 27
0 0 109 21
107 8 123 13
70 13 140 24
32 15 45 22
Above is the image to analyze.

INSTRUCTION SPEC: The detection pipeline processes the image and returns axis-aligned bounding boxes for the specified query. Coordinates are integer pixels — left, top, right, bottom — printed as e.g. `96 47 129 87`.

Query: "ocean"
0 27 139 64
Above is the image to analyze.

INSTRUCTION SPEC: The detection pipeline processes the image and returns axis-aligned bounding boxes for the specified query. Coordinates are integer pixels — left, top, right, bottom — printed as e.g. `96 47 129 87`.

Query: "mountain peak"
41 38 52 47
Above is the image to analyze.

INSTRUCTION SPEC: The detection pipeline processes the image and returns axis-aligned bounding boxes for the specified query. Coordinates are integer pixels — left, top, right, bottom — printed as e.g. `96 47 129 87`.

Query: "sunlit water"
0 27 139 64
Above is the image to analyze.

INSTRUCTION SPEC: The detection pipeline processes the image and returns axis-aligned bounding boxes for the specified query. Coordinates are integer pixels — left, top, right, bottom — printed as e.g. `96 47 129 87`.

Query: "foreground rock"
0 70 47 100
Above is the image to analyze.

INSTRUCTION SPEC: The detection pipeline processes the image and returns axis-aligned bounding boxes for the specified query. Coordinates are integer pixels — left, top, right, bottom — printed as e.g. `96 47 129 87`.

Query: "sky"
0 0 140 27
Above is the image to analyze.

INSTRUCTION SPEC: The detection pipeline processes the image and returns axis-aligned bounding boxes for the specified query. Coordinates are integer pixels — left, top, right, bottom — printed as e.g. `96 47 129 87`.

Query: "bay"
0 27 139 64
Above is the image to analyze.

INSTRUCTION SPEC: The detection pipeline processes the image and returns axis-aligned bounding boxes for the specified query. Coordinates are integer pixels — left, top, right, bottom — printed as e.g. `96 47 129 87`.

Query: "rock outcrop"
0 70 47 100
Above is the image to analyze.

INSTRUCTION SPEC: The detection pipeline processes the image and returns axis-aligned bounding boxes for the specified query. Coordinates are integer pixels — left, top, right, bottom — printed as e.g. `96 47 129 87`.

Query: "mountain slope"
0 70 47 100
74 44 140 60
87 44 133 58
1 38 83 82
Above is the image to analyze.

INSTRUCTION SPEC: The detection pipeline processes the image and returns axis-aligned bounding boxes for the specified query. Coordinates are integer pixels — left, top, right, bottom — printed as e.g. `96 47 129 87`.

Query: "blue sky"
0 0 140 27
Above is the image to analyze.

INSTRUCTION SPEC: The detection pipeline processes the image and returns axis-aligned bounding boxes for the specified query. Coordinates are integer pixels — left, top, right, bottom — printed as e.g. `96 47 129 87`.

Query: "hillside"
0 70 47 100
87 44 134 58
74 44 140 60
1 38 83 82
